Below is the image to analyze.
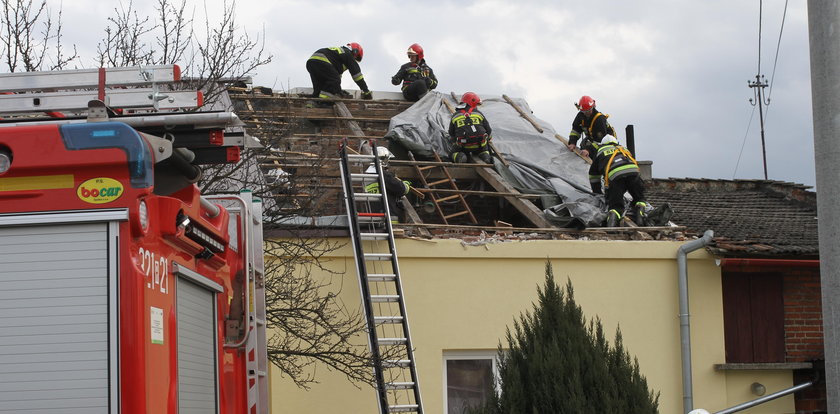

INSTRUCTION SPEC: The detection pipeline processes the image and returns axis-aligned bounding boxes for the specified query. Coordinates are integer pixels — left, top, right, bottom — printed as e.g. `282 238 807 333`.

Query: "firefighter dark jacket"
569 109 616 152
448 106 492 149
588 143 639 194
391 60 438 91
308 46 369 92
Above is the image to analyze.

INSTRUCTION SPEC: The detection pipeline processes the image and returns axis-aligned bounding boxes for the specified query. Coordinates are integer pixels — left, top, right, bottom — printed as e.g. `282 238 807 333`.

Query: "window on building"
444 351 499 414
722 271 784 363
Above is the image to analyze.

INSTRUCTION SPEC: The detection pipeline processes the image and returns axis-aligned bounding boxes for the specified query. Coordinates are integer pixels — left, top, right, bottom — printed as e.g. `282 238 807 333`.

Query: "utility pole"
808 1 839 413
748 75 770 180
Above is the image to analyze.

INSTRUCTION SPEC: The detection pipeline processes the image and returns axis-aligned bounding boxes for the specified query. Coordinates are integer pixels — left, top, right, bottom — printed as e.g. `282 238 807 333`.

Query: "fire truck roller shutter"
0 222 113 413
176 274 220 413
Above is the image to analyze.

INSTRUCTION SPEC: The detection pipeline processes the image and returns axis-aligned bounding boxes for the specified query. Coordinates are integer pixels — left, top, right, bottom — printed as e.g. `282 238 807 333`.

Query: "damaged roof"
227 87 819 256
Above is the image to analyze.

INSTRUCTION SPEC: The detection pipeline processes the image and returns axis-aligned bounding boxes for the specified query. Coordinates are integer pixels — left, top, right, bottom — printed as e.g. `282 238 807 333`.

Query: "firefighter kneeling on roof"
449 92 493 164
589 135 648 227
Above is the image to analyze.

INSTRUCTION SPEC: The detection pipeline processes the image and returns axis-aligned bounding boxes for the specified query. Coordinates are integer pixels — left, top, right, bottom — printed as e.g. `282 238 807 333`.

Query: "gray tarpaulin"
384 91 608 227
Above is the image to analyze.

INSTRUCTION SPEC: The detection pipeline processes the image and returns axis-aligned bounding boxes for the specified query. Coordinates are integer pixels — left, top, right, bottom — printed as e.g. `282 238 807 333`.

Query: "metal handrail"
712 381 814 414
205 193 254 349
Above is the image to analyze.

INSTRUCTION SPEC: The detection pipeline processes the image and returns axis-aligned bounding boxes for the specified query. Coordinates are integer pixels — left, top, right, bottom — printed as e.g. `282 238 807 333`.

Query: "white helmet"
365 163 376 174
688 410 710 414
375 146 394 160
600 135 619 146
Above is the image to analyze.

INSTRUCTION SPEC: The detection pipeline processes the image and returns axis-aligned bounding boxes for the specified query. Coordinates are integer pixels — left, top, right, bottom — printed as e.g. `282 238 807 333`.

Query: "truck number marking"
139 247 169 294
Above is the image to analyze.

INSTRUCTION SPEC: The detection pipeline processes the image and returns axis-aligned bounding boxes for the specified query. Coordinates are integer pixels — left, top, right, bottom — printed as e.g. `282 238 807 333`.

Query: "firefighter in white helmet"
588 135 647 227
363 147 412 222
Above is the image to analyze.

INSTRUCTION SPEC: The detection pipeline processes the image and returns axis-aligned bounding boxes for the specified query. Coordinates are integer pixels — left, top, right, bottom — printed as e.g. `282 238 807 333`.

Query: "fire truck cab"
0 67 268 414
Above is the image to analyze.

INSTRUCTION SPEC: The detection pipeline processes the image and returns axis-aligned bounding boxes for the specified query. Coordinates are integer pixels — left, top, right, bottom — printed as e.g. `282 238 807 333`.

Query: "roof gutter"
677 230 714 414
720 258 820 271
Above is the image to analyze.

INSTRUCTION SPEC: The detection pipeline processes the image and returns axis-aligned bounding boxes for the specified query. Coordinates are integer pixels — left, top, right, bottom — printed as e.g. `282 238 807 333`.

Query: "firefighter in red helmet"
448 92 493 164
567 95 616 157
391 43 438 102
306 42 373 101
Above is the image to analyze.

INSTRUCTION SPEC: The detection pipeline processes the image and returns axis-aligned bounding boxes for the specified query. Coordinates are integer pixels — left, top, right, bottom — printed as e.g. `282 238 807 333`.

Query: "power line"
737 0 789 181
764 0 789 121
733 105 758 179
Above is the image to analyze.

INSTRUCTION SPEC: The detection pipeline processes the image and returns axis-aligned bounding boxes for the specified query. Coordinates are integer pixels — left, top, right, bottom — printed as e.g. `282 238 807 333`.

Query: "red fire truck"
0 67 268 413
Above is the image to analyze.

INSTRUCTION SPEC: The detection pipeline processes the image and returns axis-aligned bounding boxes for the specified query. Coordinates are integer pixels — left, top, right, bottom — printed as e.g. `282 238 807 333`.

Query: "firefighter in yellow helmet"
589 135 647 227
448 92 493 164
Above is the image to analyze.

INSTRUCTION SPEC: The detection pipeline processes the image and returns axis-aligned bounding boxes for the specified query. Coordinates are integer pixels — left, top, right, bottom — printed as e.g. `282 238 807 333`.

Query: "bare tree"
96 0 156 67
1 0 373 391
96 0 269 105
200 100 388 388
0 0 77 71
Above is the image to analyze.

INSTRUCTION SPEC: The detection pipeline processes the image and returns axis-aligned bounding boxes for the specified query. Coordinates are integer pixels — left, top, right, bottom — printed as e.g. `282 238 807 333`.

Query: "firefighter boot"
477 151 493 164
631 202 647 226
605 209 621 227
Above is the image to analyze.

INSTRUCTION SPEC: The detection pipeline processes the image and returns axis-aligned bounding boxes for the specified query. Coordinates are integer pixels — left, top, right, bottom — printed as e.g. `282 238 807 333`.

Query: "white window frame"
442 350 502 414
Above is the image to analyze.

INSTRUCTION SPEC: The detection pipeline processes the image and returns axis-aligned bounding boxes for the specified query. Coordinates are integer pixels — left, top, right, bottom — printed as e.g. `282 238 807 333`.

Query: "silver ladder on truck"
0 65 258 163
208 191 269 414
338 140 424 414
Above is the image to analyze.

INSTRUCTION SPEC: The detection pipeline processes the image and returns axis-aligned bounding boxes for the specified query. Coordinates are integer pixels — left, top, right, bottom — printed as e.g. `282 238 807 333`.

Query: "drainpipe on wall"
677 230 715 414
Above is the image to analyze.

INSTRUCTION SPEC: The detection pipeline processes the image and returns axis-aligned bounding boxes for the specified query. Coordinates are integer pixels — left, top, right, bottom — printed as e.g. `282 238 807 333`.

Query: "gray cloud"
61 0 816 186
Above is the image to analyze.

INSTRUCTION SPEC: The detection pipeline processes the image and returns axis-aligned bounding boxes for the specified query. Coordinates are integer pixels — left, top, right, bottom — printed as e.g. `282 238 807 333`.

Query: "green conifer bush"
469 262 659 414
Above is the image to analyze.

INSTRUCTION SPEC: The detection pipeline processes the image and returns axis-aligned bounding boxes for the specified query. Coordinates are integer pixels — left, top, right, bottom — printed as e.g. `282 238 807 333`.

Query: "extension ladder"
0 65 258 163
338 140 424 414
208 191 269 414
0 65 197 113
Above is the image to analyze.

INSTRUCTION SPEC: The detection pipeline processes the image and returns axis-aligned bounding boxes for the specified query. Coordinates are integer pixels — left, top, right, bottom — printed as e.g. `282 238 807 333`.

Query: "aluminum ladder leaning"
338 140 424 414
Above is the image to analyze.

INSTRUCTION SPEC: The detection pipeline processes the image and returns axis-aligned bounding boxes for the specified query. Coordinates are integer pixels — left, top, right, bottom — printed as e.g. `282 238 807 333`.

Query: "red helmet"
407 43 424 61
578 95 595 111
461 92 481 108
347 42 364 62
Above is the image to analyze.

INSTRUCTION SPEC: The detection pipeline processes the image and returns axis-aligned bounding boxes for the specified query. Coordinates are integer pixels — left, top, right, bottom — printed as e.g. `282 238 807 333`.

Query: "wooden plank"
400 197 432 238
240 111 393 123
396 222 681 233
413 187 541 199
502 94 544 133
554 133 591 163
500 94 590 163
333 101 366 137
474 163 554 228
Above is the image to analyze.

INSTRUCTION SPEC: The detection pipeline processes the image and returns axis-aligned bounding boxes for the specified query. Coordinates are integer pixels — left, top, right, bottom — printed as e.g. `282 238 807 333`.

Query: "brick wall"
784 267 826 414
783 268 824 362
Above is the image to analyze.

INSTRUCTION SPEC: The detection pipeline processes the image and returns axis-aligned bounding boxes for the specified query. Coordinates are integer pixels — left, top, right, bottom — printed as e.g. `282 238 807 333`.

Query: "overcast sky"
63 0 815 187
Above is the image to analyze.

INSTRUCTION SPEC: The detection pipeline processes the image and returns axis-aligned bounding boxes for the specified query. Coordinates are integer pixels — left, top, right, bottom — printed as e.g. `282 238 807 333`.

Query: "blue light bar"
59 122 153 188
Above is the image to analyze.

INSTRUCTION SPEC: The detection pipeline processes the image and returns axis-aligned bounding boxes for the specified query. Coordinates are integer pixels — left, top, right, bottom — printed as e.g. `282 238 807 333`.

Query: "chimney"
625 125 652 180
638 160 653 181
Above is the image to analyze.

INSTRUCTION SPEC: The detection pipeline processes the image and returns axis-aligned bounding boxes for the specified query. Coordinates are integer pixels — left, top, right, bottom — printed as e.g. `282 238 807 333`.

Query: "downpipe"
677 230 714 414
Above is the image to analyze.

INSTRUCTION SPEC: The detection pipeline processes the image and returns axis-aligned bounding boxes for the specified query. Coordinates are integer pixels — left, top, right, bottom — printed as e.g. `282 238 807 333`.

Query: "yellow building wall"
268 238 795 414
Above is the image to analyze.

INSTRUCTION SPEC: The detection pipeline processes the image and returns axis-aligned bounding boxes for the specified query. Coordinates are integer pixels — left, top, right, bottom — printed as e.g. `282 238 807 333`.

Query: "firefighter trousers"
606 173 646 214
306 59 341 98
